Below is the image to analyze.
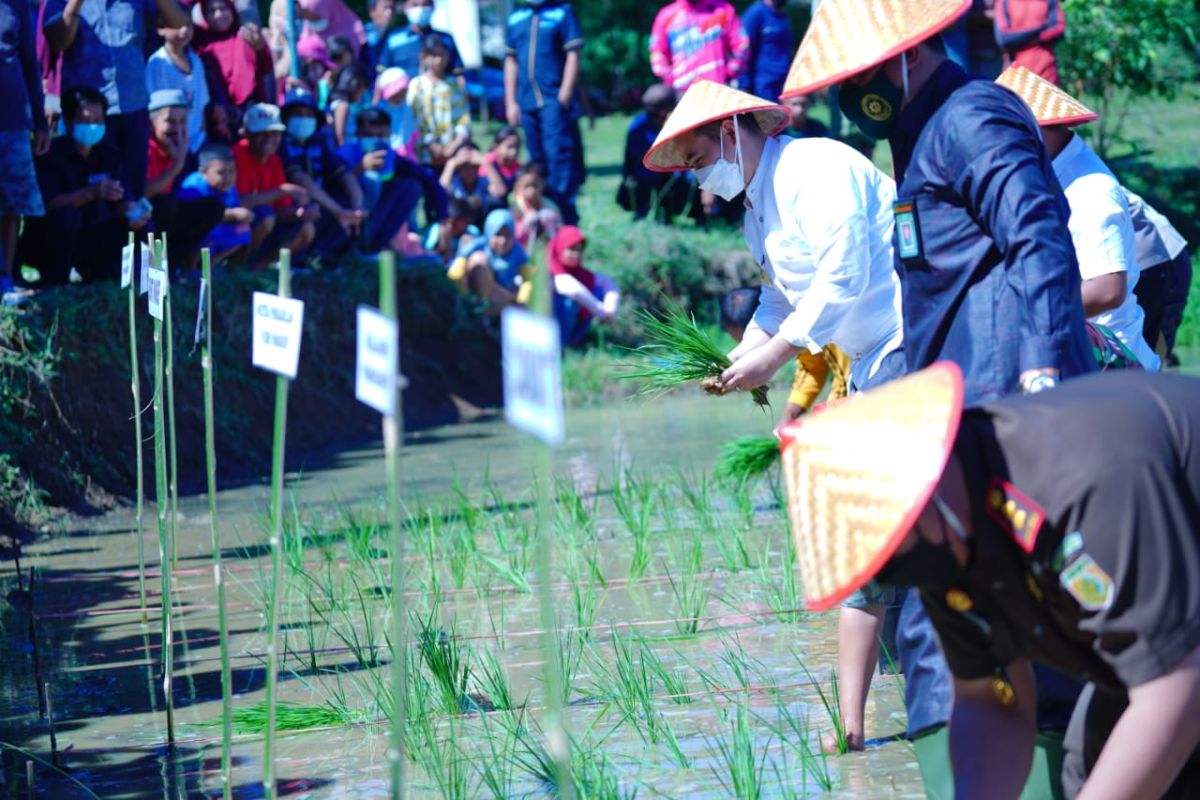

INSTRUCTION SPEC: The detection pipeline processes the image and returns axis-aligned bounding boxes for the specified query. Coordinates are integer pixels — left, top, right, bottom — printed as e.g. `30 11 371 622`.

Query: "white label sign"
194 278 208 346
501 308 564 446
121 243 134 289
355 305 399 416
147 268 167 320
251 291 305 379
139 247 152 295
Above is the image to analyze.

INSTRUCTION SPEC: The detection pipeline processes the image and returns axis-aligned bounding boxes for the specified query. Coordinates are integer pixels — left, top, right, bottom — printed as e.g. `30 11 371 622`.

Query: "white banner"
251 292 305 379
501 307 564 446
120 243 134 289
355 305 399 416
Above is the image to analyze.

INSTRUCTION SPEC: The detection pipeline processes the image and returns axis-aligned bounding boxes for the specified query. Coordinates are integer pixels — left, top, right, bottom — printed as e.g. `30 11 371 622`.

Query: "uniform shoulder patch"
1060 553 1114 612
984 478 1045 554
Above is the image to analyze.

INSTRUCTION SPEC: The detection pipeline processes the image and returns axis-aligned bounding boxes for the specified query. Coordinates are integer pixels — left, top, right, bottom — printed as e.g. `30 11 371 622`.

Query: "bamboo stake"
263 249 293 800
200 249 234 800
163 235 180 571
379 251 407 800
151 234 176 749
127 233 147 624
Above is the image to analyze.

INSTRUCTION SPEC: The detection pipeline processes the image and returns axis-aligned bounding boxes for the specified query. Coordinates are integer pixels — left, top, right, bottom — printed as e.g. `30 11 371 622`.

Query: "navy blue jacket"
741 1 792 102
888 61 1094 407
505 1 584 111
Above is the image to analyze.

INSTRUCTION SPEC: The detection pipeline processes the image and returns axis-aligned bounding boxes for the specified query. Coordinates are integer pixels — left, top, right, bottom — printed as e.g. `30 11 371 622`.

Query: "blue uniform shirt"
740 1 792 102
43 0 155 113
378 26 462 80
280 126 349 185
888 61 1094 408
505 1 584 111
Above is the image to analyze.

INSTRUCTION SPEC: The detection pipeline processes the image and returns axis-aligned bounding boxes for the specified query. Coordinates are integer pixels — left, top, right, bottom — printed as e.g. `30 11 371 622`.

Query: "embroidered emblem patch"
945 588 973 613
893 201 922 261
861 93 893 122
1060 554 1114 611
985 478 1045 553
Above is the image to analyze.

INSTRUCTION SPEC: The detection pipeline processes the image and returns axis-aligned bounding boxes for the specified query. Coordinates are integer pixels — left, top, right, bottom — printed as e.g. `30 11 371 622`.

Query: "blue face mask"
287 116 318 141
838 63 905 140
405 6 432 27
72 122 106 148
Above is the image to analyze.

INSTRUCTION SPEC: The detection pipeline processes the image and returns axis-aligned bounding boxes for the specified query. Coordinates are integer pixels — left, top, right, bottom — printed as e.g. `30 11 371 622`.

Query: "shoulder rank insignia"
984 478 1045 554
1060 554 1114 612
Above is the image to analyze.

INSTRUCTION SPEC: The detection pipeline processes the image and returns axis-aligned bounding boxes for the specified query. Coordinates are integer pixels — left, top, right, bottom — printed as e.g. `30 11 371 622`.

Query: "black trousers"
150 194 226 271
18 206 129 285
1134 248 1193 354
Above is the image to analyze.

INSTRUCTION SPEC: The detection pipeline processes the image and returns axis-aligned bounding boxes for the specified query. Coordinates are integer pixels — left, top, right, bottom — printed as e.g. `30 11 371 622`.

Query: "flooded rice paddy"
6 393 938 798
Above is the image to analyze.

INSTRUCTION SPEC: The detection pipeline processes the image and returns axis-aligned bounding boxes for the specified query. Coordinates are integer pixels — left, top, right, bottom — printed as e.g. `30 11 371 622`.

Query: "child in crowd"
329 63 373 145
782 93 829 139
618 83 697 223
439 144 506 226
485 125 522 203
194 0 274 110
380 0 463 81
233 103 317 267
326 34 356 72
422 197 477 264
452 208 529 312
504 0 585 224
204 101 236 146
374 68 419 158
178 144 256 264
547 226 620 347
279 88 367 256
146 18 211 155
341 107 446 253
292 33 337 108
407 34 471 167
512 163 561 248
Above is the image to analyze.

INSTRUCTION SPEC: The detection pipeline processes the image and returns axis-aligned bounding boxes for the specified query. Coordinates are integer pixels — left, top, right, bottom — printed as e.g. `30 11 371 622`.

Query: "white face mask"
693 116 744 202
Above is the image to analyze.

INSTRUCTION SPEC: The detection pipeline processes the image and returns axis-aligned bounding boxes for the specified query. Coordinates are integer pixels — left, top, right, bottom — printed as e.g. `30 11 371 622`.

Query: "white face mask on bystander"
693 115 745 201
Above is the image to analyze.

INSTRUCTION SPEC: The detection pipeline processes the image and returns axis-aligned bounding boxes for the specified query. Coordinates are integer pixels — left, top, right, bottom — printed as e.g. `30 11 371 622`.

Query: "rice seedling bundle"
714 436 780 484
621 303 769 407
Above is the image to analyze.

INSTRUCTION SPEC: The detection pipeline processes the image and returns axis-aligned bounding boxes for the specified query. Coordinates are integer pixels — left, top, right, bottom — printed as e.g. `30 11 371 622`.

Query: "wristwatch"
1021 372 1058 395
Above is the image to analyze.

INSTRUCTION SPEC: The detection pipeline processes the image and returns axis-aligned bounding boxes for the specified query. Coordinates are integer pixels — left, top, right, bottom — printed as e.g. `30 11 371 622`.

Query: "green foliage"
1059 0 1199 155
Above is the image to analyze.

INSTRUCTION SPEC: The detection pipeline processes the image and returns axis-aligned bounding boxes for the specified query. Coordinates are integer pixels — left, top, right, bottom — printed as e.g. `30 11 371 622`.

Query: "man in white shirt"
643 78 905 751
997 66 1160 371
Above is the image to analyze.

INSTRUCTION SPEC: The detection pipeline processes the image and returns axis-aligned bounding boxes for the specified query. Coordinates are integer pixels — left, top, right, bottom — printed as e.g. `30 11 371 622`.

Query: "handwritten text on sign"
355 305 399 416
147 268 167 320
251 292 305 379
121 243 134 289
501 308 564 446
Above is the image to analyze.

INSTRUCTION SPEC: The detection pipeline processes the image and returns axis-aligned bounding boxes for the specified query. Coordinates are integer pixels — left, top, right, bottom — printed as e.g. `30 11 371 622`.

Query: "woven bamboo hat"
781 0 971 99
996 65 1098 127
779 362 964 612
643 80 789 173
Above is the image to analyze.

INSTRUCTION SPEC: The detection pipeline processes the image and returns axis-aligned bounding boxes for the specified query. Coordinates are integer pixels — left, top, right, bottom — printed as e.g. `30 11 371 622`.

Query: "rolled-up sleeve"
747 281 792 338
952 103 1083 374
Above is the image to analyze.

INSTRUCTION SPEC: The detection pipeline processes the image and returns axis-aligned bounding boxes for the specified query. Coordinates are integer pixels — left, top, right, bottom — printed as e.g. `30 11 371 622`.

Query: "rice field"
0 397 921 798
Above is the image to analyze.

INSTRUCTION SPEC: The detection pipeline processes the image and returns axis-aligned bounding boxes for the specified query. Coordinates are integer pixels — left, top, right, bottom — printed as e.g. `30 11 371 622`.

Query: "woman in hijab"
452 209 530 313
268 0 365 78
194 0 273 109
547 226 620 346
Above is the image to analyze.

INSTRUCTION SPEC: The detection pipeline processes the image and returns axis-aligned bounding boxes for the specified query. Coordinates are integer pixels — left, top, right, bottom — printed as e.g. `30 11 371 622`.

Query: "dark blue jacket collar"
889 60 972 181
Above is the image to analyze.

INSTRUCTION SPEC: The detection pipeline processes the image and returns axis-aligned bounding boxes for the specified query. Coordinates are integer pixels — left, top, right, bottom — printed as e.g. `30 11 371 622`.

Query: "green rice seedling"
447 524 478 590
224 700 359 734
503 712 634 799
476 712 519 799
452 475 485 535
795 653 849 756
770 695 834 791
713 524 755 573
664 562 708 636
729 477 757 535
676 468 716 532
415 608 473 714
714 436 780 485
759 543 804 624
620 301 768 407
479 552 533 594
548 624 585 705
707 700 771 800
476 647 520 712
411 715 471 800
639 642 692 705
611 476 655 583
555 473 597 538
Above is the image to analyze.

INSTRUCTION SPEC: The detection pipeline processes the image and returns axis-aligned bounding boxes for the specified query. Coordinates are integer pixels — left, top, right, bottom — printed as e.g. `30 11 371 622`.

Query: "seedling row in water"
200 463 874 796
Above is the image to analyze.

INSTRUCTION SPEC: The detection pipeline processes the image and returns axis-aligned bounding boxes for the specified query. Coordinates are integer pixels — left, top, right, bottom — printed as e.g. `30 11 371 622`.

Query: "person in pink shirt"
649 0 749 92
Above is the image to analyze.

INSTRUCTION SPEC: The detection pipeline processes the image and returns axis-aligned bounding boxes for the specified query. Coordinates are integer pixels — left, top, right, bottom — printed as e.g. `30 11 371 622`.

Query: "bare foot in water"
822 730 865 754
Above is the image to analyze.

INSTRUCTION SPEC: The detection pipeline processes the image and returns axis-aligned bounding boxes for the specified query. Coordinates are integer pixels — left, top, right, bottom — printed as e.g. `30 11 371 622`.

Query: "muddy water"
6 387 976 798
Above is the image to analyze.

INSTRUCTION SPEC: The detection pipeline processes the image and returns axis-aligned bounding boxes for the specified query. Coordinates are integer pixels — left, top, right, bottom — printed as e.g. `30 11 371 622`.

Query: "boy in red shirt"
233 103 316 267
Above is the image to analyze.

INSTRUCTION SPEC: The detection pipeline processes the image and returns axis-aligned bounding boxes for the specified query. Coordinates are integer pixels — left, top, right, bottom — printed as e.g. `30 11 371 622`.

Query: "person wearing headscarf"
449 208 530 313
547 226 619 346
194 0 273 109
268 0 364 79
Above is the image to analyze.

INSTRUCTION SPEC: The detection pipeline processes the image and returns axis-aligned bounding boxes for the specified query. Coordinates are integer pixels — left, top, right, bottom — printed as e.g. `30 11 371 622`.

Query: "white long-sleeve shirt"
743 135 903 390
1053 135 1160 372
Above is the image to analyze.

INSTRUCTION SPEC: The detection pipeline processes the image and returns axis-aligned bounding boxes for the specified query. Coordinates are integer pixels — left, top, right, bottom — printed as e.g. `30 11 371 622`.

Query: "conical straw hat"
781 0 970 99
643 80 789 173
779 362 964 612
996 65 1098 127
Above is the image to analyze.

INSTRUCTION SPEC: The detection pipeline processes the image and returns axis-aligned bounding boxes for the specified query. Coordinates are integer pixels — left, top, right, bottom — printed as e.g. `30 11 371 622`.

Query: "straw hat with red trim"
996 65 1098 127
778 362 964 612
781 0 971 99
642 80 789 173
